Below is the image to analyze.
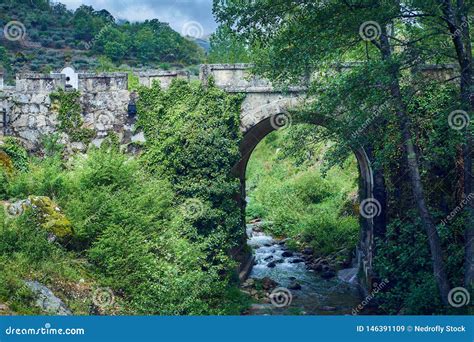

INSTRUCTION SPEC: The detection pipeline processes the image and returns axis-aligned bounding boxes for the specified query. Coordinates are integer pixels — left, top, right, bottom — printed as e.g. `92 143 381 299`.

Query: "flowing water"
246 223 362 315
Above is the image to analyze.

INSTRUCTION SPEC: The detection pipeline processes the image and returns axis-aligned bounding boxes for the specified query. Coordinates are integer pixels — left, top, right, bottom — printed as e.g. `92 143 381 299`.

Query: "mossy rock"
0 150 14 175
27 196 73 239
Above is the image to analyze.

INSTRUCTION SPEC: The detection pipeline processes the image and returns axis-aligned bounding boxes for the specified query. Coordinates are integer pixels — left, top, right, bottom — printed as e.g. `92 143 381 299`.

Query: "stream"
244 222 362 315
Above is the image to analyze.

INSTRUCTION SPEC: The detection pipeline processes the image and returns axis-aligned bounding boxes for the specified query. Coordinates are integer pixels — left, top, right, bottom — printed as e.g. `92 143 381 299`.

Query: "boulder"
302 247 314 255
288 282 302 290
24 281 72 315
267 261 276 268
261 277 278 290
28 196 73 239
281 251 293 257
242 278 255 288
0 150 14 175
321 270 337 279
290 258 305 263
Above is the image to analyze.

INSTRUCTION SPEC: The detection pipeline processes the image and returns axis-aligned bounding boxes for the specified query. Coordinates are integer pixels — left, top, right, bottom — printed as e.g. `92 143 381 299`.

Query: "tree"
208 25 253 63
435 0 473 289
104 42 127 62
213 0 458 304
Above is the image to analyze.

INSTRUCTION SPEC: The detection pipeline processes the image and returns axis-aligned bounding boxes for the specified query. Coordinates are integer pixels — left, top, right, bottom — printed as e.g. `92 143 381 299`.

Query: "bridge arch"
234 108 376 290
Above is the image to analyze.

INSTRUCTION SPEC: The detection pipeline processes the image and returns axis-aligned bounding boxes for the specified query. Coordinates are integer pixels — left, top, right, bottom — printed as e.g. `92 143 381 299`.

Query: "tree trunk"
378 30 451 304
439 0 474 288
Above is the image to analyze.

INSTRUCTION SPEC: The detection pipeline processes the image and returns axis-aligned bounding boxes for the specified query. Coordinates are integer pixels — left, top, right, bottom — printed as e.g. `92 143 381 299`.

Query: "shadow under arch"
232 115 376 290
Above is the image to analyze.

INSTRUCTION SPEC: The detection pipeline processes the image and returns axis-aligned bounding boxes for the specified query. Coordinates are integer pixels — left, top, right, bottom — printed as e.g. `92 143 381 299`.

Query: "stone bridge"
0 63 458 290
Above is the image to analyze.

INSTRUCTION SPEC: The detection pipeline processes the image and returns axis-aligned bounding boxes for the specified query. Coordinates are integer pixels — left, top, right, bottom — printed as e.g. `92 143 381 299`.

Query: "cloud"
60 0 217 35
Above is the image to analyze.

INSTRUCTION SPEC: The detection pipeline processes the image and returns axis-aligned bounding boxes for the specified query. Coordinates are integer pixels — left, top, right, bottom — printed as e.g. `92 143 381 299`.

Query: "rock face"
24 281 72 315
337 267 359 285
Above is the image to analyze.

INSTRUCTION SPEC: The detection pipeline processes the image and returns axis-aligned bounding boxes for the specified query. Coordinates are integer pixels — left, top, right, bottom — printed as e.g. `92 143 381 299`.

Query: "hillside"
0 0 206 82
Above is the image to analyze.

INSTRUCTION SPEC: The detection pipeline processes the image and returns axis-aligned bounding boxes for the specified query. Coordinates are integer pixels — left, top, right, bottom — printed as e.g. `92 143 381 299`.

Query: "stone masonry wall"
0 72 135 151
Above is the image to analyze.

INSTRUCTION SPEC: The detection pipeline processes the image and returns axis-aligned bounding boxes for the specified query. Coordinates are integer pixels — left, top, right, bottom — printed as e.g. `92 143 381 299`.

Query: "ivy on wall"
50 89 95 144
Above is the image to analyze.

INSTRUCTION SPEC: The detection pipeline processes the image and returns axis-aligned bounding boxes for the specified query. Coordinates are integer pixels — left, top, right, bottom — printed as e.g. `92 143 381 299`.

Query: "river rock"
302 247 314 255
281 251 293 257
267 261 276 268
24 281 72 315
242 278 255 288
321 270 336 279
275 259 284 264
290 258 304 263
288 282 302 290
263 255 273 262
261 277 278 290
311 263 323 272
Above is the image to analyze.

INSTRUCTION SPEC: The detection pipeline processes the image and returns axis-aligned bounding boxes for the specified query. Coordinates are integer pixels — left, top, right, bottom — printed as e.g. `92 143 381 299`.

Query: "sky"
60 0 217 36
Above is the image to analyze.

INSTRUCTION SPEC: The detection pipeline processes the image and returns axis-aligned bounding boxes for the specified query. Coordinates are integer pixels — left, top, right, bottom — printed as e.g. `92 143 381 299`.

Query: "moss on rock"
27 196 73 239
0 151 14 175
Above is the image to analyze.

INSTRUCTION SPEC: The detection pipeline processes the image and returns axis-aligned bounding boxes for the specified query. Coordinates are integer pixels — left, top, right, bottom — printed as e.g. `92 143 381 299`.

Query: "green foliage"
208 25 253 63
1 77 250 314
0 137 29 172
215 0 471 313
0 0 204 75
136 79 245 237
0 144 249 315
246 125 359 255
49 89 95 144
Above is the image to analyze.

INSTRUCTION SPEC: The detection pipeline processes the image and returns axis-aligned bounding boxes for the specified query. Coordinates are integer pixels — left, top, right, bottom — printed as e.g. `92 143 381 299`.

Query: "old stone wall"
0 72 134 151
